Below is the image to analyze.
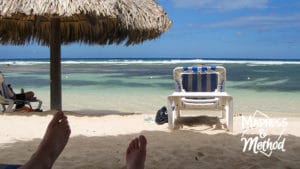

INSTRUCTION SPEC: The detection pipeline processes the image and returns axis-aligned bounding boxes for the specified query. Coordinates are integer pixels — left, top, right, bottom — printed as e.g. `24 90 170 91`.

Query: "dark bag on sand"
155 106 168 125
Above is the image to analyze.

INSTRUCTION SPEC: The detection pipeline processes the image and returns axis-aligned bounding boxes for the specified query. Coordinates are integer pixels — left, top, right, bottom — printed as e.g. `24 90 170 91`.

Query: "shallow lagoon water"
1 59 300 117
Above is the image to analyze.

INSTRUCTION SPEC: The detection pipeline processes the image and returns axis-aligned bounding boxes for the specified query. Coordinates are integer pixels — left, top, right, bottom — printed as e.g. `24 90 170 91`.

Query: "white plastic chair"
0 72 42 112
167 66 233 131
0 95 15 112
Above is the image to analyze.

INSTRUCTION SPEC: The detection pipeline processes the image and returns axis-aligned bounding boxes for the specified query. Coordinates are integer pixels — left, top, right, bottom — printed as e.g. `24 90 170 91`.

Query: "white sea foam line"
1 59 300 65
0 61 48 65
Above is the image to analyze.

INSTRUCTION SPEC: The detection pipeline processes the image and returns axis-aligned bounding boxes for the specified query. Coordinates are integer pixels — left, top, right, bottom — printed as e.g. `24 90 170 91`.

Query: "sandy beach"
1 0 300 167
0 111 299 169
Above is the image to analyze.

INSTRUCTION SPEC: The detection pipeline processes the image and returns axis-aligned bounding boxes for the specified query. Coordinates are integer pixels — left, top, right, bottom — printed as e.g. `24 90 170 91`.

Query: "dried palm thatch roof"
0 0 172 46
1 0 171 110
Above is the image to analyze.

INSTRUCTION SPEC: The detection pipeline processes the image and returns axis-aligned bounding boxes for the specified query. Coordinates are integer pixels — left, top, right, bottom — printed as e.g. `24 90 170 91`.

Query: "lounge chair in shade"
167 65 233 131
0 72 42 112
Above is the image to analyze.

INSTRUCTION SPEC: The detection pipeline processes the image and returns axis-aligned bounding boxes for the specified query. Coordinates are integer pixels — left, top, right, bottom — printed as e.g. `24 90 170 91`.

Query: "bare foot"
126 135 147 169
20 111 71 169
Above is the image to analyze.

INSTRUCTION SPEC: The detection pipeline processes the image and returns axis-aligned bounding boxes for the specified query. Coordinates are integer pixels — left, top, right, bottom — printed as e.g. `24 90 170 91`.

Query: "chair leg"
225 98 234 132
5 101 14 112
168 97 180 130
174 109 181 129
169 96 183 130
1 104 6 112
28 102 33 109
167 98 175 130
25 100 42 110
169 109 177 130
37 100 42 110
222 109 225 119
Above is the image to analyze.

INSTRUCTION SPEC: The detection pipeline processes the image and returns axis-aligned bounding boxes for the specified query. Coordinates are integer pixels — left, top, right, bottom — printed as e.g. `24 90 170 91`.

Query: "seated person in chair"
5 84 36 109
0 72 36 110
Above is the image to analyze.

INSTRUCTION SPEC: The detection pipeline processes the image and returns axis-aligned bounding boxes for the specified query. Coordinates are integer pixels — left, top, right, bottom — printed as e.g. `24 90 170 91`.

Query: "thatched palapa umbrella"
0 0 172 110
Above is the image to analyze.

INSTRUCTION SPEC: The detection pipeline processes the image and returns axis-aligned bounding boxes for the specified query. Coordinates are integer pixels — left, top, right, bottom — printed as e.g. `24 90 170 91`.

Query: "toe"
51 111 64 123
133 138 139 149
139 135 147 151
128 139 135 152
59 117 68 124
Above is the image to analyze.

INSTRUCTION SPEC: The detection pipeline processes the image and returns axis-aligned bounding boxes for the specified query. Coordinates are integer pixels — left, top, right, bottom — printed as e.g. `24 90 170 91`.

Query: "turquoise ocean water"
1 58 300 117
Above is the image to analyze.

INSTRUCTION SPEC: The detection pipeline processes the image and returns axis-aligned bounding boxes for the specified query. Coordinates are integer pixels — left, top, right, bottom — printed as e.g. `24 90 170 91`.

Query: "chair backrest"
0 72 4 84
0 72 5 97
0 72 10 99
173 65 226 92
181 73 218 92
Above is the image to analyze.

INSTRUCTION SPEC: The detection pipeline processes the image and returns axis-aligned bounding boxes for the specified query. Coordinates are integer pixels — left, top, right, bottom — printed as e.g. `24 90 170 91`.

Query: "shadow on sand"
0 130 299 169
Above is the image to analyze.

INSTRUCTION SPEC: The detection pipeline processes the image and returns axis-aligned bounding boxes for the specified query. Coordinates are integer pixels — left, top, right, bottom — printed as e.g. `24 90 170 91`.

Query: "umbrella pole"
50 18 62 111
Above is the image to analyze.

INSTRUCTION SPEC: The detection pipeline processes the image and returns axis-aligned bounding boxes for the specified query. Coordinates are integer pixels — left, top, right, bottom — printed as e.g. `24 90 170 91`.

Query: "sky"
1 0 300 60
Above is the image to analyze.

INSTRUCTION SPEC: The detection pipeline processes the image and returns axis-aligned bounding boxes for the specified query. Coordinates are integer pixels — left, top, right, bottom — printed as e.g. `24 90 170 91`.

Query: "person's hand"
7 84 14 93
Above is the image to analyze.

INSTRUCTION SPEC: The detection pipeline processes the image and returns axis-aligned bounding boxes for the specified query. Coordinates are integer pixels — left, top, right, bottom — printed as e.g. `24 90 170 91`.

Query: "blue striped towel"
181 73 218 92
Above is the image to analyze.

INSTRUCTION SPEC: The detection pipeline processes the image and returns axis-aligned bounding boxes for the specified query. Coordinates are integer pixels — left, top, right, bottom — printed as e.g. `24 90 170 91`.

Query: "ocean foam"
1 59 300 66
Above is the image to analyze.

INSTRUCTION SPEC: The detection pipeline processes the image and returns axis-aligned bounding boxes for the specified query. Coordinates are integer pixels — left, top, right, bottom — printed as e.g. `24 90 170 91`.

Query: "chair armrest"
181 97 219 103
169 92 232 98
0 96 14 104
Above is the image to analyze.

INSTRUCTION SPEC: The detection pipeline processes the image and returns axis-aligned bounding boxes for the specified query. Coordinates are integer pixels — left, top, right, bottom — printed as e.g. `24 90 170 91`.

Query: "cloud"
173 0 269 11
190 14 300 30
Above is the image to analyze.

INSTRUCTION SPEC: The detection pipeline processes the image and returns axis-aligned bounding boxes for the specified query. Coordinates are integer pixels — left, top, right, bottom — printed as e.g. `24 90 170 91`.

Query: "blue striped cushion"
182 73 218 92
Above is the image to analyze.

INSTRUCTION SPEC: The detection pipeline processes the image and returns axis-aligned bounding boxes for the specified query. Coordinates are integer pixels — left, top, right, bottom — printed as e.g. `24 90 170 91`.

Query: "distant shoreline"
1 58 300 65
1 57 300 61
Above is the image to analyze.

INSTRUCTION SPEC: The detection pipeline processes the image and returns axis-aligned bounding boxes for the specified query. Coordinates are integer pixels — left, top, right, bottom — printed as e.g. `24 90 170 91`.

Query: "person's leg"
24 91 34 100
20 111 71 169
126 135 147 169
14 94 26 109
16 91 35 100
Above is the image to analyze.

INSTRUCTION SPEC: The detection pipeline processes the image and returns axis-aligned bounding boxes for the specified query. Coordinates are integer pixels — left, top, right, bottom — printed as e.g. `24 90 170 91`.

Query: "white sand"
0 111 299 169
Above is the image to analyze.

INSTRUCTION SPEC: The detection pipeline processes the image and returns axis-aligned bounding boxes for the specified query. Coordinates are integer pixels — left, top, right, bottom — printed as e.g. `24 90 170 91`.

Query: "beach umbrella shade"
0 0 172 110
